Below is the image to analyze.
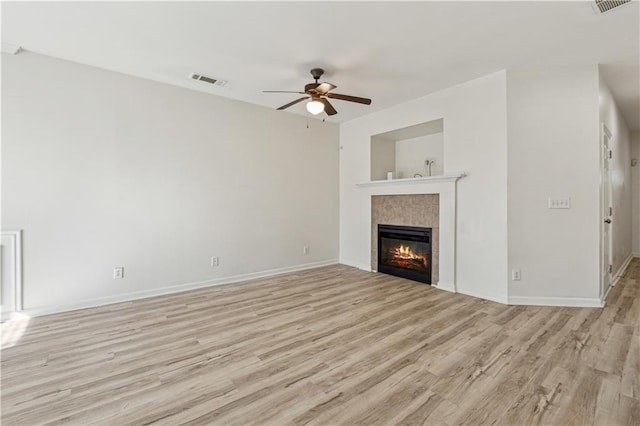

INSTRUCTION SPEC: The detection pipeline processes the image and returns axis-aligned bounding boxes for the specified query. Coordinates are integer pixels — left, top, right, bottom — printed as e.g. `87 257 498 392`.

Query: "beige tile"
371 194 439 283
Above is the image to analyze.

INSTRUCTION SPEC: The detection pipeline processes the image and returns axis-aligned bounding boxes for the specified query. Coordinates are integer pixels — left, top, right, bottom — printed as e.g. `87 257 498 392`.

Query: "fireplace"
377 224 432 284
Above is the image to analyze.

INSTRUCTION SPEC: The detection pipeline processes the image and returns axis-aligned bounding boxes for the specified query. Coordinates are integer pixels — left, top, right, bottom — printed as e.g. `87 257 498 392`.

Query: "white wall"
2 52 340 313
370 137 395 181
506 67 601 303
395 133 444 178
632 131 640 255
599 74 633 275
340 71 509 302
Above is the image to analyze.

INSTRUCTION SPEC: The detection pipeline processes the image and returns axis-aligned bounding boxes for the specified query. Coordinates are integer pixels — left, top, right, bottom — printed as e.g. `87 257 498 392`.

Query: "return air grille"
593 0 631 14
189 72 227 87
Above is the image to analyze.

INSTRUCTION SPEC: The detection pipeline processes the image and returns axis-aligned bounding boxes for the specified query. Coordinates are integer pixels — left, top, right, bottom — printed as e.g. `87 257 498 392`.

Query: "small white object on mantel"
356 172 466 187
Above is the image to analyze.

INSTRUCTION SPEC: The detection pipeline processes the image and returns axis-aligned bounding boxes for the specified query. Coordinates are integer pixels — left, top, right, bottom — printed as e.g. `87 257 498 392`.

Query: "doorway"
601 125 613 299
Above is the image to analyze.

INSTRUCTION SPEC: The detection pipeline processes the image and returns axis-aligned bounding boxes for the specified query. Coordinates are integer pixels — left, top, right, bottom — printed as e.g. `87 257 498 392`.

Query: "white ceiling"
2 1 639 127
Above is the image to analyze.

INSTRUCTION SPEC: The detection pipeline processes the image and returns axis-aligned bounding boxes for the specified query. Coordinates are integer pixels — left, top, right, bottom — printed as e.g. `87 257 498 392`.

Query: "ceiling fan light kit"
306 99 325 115
264 68 371 117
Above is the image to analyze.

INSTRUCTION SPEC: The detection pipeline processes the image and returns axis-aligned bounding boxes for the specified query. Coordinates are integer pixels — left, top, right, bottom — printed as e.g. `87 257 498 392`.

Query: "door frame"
1 230 23 320
600 124 613 300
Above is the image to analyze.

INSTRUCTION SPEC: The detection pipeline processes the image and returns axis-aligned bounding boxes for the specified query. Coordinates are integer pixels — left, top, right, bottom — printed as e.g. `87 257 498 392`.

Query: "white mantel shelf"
356 173 466 188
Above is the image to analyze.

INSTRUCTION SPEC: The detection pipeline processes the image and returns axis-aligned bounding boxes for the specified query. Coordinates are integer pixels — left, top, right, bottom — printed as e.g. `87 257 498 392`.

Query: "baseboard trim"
20 259 339 318
611 253 634 288
508 296 604 308
601 252 635 306
434 281 455 293
457 288 508 304
339 259 372 272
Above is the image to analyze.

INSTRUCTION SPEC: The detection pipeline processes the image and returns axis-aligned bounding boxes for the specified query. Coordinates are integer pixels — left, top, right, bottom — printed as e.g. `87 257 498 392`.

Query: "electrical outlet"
210 256 220 267
512 269 521 281
303 246 310 255
113 267 124 279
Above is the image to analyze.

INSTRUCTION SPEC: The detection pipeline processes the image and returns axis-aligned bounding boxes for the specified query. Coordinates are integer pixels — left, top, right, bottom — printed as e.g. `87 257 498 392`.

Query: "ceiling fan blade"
264 90 306 94
319 98 337 116
315 82 337 94
277 96 308 110
326 93 372 105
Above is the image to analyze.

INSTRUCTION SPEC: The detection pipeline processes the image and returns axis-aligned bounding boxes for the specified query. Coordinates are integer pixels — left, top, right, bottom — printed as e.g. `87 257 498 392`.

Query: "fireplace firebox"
377 224 432 284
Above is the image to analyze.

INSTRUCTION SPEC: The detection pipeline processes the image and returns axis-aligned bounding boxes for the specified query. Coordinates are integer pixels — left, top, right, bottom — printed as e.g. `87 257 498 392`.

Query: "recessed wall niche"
370 118 444 181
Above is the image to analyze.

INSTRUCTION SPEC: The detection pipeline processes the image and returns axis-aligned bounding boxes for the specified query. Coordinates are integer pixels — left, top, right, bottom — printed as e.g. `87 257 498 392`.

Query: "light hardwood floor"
2 259 639 425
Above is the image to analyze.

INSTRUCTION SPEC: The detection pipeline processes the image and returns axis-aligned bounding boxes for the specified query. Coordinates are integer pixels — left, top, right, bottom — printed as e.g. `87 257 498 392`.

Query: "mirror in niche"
370 118 444 181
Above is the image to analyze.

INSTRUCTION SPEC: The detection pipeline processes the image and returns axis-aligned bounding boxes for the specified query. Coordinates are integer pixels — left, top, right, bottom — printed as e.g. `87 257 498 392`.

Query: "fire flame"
395 245 417 259
392 244 428 267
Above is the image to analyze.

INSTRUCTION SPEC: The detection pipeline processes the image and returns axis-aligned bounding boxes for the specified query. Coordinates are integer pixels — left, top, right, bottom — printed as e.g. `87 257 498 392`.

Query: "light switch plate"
548 197 571 209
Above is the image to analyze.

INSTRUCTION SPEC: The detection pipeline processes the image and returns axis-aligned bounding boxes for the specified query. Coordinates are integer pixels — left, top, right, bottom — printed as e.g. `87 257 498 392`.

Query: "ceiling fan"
263 68 371 116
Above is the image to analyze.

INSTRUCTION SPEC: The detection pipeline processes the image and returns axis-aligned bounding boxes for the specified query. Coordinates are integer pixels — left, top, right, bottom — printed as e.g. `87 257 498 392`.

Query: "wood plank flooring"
2 259 639 425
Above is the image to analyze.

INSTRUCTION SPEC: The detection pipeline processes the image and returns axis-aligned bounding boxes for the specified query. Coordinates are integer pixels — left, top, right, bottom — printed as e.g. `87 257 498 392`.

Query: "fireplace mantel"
356 172 464 295
355 173 466 188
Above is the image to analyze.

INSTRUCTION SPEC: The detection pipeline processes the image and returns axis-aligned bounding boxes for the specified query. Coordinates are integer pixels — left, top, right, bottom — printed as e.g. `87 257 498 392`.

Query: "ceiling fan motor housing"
310 68 325 81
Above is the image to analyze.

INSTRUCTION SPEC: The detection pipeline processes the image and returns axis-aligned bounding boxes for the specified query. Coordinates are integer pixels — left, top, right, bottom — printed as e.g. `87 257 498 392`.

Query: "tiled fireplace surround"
356 175 463 293
371 194 440 284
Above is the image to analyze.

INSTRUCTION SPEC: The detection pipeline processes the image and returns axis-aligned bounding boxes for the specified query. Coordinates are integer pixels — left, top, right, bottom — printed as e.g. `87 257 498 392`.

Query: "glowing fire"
394 245 417 259
392 244 428 267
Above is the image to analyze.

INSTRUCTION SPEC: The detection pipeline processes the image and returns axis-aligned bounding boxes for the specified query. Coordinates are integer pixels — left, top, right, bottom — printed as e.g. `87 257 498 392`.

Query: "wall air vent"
189 72 227 88
593 0 631 14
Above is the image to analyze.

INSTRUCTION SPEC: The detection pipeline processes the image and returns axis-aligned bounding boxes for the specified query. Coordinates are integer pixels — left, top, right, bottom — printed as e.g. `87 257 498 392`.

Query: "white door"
601 126 613 298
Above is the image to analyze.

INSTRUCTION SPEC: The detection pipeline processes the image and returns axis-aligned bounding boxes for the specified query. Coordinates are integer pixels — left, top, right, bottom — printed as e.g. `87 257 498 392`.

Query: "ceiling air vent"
189 72 227 88
593 0 631 14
